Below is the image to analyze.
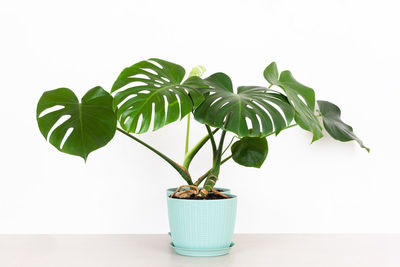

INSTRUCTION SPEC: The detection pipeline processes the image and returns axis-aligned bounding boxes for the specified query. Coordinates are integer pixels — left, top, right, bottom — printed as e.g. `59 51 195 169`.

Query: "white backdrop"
1 0 399 233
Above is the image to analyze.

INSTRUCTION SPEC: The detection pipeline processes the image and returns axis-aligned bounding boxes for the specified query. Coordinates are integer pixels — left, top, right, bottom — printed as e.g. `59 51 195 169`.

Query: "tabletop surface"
0 234 399 267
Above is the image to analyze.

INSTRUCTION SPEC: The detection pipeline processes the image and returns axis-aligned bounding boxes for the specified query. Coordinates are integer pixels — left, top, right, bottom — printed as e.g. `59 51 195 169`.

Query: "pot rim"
166 187 230 191
167 193 237 202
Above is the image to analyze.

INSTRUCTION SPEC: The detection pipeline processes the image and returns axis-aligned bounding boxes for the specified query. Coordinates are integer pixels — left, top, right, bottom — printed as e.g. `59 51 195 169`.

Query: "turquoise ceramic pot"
166 187 231 196
167 191 237 257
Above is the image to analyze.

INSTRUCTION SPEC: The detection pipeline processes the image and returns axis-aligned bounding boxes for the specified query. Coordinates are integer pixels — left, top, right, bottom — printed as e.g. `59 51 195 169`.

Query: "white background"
0 0 399 234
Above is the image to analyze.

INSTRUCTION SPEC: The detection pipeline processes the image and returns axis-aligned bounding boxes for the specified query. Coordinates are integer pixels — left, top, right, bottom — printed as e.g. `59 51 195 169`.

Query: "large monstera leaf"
317 100 369 152
194 72 294 137
264 62 323 142
36 86 117 161
111 58 207 134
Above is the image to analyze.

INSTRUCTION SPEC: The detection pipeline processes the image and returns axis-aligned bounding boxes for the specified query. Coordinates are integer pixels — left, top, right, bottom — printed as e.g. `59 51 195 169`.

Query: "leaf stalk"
117 128 193 185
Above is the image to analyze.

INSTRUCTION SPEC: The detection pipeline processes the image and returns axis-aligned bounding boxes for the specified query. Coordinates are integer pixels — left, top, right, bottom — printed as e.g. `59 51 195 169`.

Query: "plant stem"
214 129 227 173
117 128 193 185
194 170 210 186
222 136 235 156
221 154 232 165
200 129 227 195
183 128 219 170
196 153 232 188
198 122 301 186
184 65 206 159
184 113 190 155
266 123 298 137
206 125 217 163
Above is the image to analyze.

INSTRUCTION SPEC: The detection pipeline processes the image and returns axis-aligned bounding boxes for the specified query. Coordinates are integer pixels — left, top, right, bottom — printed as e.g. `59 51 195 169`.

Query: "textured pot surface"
167 191 237 256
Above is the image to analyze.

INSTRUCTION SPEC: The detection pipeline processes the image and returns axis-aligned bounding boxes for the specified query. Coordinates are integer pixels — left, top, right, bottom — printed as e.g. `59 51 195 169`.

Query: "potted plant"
36 58 368 256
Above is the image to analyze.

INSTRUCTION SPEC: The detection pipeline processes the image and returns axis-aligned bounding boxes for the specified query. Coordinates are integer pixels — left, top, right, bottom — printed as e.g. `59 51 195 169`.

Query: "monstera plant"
36 58 369 256
36 58 369 199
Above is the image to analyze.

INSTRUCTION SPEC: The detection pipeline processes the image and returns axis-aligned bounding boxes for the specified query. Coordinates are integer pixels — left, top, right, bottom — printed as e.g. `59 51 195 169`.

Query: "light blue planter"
167 190 237 257
166 187 231 196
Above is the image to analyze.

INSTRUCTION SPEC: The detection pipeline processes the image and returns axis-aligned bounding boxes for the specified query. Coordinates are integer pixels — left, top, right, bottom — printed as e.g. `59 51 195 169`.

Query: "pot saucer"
169 242 235 257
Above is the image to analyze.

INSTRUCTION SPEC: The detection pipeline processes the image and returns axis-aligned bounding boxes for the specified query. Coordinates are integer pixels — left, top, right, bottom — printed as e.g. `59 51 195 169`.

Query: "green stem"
199 122 301 186
222 136 235 156
194 131 231 188
266 123 298 137
184 113 190 155
117 128 193 185
194 170 210 186
214 129 227 172
195 152 232 188
198 153 232 188
206 125 217 163
264 114 320 139
183 128 219 170
200 129 227 195
221 154 232 165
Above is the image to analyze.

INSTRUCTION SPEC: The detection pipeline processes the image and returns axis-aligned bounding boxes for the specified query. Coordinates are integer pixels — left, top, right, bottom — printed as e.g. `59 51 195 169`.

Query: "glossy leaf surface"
231 136 268 168
194 72 294 137
36 86 117 160
111 58 206 134
263 61 279 85
264 62 323 142
317 100 369 152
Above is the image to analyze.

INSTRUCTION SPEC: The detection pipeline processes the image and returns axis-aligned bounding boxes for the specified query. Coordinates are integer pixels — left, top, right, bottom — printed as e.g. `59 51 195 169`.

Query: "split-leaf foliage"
36 59 368 194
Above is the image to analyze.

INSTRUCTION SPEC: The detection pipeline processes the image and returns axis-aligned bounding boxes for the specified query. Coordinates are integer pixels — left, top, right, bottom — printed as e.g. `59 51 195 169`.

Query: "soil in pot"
170 192 230 200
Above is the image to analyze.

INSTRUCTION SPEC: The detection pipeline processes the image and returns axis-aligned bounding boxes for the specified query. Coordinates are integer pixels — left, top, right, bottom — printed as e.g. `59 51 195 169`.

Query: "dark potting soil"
171 192 229 200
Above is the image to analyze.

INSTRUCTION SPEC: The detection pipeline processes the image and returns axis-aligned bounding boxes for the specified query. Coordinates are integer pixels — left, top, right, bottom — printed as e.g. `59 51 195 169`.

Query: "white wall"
0 0 399 233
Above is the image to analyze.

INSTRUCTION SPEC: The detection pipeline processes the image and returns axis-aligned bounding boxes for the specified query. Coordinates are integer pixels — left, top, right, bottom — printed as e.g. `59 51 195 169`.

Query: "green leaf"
36 86 117 161
111 58 206 134
231 136 268 168
317 100 369 152
263 62 279 85
194 72 294 137
188 65 206 78
275 67 323 142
